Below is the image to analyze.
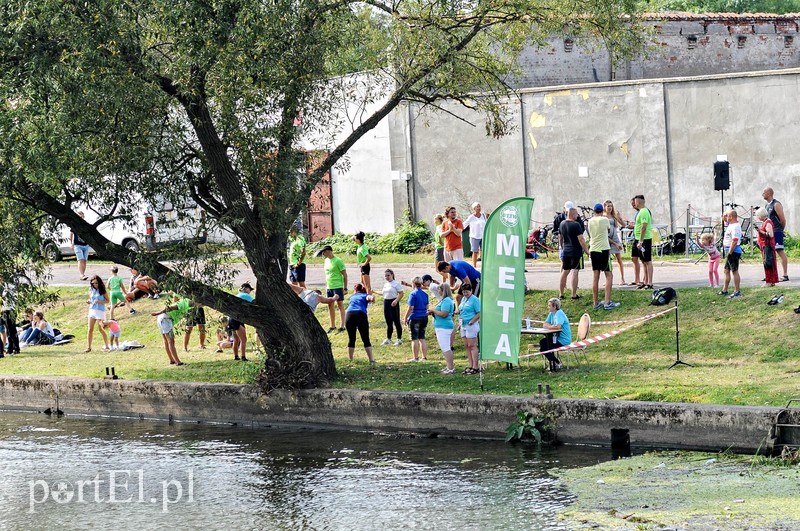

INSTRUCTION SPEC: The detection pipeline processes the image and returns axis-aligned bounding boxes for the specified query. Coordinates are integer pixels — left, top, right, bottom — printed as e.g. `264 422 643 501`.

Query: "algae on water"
553 451 800 530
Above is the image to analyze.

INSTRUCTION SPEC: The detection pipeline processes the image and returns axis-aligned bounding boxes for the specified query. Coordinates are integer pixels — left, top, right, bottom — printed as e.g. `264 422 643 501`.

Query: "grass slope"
2 284 798 407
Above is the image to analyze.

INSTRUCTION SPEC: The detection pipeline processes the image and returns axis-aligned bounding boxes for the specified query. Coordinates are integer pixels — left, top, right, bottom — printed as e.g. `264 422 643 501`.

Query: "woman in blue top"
429 283 455 374
457 283 481 374
345 283 376 363
85 275 110 352
540 297 571 372
403 277 429 362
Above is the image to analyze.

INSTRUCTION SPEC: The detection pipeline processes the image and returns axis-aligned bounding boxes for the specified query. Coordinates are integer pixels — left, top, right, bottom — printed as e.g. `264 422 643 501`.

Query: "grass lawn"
2 284 799 407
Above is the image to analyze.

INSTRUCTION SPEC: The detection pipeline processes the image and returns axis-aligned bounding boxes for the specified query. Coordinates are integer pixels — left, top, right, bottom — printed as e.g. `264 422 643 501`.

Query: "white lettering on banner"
494 334 512 357
498 267 515 289
496 234 520 257
497 301 514 323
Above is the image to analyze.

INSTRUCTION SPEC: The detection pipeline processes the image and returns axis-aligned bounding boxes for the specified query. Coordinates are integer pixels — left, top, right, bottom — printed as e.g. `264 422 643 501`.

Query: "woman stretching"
344 283 376 363
380 269 404 346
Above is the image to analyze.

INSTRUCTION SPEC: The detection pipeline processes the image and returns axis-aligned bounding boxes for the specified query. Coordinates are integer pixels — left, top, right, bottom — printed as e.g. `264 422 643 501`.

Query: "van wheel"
124 240 140 252
43 242 62 263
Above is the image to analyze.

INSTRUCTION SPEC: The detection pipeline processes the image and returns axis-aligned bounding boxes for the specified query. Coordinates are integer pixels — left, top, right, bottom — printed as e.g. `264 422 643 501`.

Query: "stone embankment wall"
515 13 800 88
2 376 798 453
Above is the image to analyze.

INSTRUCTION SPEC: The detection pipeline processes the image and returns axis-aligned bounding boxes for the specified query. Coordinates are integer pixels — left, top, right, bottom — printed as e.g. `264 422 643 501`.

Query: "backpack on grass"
650 287 676 306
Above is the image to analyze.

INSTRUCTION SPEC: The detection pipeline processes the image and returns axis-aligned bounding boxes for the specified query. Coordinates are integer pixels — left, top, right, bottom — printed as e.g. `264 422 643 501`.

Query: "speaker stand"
668 298 692 369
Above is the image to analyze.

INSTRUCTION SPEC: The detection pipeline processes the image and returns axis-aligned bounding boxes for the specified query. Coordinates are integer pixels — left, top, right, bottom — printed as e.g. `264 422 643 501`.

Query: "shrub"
309 215 433 256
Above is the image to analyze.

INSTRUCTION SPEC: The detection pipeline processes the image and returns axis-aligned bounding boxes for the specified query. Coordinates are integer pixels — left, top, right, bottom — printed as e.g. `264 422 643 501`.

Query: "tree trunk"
241 233 337 391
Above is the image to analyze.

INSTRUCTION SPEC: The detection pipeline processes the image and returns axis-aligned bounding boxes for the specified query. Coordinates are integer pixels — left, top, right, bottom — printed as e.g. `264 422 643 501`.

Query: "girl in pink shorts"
697 233 720 287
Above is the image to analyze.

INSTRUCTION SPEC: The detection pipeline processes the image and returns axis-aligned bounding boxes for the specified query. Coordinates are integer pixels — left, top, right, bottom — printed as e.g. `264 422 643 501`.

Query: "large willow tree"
0 0 645 389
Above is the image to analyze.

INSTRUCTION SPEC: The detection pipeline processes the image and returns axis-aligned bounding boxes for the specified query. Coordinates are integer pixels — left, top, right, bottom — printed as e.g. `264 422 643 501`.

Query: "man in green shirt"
320 245 347 333
632 195 654 289
288 226 307 288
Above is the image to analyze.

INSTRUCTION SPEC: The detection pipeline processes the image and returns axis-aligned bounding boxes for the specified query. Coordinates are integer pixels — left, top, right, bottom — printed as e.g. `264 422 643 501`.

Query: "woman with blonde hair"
429 283 456 374
604 200 628 286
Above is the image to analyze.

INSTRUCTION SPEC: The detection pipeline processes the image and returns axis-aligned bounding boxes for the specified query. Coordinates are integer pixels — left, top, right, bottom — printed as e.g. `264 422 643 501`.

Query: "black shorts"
289 263 306 283
561 255 583 271
186 307 206 327
408 317 428 340
327 287 344 300
590 250 611 272
435 248 445 263
632 239 653 262
227 318 244 331
724 251 742 272
360 263 371 275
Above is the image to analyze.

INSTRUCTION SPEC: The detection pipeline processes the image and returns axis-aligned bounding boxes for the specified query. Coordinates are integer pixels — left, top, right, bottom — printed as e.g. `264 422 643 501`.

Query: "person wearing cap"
437 260 481 300
228 282 254 361
559 208 588 300
587 203 621 311
441 206 464 261
464 202 488 268
288 225 307 288
320 245 348 333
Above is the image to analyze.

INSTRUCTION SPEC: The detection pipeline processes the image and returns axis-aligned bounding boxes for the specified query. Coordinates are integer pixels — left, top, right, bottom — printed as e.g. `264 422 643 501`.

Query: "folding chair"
564 313 591 367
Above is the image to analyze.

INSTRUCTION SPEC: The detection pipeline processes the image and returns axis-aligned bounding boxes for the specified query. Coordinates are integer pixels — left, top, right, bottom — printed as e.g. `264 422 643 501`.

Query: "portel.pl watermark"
29 469 194 513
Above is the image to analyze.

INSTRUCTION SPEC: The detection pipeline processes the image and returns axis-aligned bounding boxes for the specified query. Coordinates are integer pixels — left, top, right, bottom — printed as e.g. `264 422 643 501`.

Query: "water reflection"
0 412 610 529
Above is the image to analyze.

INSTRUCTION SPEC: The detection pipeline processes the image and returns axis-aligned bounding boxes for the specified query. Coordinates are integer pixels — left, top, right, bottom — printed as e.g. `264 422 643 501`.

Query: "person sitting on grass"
151 295 196 366
215 317 234 353
19 311 56 347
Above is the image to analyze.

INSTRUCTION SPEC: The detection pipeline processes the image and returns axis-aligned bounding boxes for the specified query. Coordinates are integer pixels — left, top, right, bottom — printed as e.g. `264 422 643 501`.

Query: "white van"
40 199 236 262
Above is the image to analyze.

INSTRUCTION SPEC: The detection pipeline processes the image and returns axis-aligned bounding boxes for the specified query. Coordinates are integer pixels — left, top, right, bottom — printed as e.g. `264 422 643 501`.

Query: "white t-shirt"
301 290 320 311
723 222 742 251
428 282 443 302
464 213 488 240
381 280 404 300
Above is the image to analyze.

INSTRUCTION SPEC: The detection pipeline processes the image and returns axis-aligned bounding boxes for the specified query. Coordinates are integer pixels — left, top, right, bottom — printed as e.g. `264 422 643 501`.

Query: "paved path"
46 258 795 292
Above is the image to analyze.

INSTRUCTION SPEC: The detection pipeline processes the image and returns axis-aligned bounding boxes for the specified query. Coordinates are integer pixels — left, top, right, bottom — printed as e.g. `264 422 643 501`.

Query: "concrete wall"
407 69 800 234
2 376 798 453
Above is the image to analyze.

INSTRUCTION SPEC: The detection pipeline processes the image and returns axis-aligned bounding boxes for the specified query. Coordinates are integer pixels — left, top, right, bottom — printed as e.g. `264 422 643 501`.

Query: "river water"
0 411 613 530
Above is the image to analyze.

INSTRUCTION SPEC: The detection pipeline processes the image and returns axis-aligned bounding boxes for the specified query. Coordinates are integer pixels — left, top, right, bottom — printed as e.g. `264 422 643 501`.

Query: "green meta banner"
479 196 534 365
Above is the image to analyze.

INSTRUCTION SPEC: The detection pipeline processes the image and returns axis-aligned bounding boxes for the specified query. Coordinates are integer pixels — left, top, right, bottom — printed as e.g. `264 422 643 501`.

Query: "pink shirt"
107 320 120 333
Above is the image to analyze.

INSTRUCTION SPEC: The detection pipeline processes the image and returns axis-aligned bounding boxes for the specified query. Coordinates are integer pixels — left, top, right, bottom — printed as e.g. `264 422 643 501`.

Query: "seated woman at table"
540 297 571 372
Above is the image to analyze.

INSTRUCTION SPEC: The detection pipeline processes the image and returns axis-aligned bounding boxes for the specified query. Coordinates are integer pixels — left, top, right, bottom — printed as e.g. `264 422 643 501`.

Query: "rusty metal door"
306 151 333 242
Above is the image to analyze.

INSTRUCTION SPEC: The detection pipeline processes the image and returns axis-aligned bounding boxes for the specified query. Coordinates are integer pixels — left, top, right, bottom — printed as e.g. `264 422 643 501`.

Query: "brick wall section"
512 13 800 89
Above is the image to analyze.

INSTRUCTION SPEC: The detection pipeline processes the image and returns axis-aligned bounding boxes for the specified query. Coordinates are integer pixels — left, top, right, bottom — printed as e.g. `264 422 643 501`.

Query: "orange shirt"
443 218 464 251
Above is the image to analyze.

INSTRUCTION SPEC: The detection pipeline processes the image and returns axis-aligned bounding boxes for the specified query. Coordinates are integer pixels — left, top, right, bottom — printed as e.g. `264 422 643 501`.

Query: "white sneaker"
393 339 402 346
381 338 391 346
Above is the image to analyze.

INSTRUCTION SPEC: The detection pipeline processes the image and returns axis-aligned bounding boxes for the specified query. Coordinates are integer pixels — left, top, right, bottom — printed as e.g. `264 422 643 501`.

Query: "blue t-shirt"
407 288 429 319
433 297 455 329
89 288 107 312
458 294 481 325
546 309 572 346
448 260 481 284
237 291 254 302
346 292 369 314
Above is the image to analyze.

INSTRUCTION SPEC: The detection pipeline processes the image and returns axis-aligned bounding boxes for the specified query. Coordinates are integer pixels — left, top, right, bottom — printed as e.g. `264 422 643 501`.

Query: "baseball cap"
564 201 575 211
594 203 604 213
240 282 254 291
315 245 333 257
421 274 433 283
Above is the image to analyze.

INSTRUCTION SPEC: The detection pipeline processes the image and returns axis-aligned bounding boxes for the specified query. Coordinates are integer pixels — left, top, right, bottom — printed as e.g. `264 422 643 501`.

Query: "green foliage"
310 218 433 256
505 411 546 444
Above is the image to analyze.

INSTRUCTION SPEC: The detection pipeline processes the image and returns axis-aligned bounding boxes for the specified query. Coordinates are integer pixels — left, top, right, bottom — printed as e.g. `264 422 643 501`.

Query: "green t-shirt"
634 207 653 240
587 216 611 252
434 225 444 249
288 234 306 264
356 243 369 264
324 256 346 289
108 275 124 293
167 298 191 323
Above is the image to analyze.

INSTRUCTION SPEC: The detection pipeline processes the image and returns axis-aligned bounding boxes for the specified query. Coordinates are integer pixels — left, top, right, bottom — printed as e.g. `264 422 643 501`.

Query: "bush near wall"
310 218 432 256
